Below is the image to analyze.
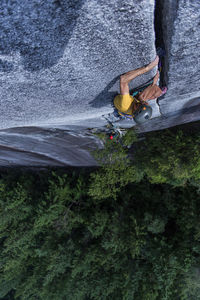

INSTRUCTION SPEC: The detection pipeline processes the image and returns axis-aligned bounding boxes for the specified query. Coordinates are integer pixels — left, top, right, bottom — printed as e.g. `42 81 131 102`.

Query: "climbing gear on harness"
104 118 127 142
118 111 134 119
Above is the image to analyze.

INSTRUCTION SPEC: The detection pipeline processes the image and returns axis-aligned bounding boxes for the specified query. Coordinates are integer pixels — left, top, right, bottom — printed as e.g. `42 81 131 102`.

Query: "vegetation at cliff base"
0 124 200 300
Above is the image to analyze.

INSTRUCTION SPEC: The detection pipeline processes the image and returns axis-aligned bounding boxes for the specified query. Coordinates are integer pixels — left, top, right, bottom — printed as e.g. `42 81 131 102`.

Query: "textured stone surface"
0 126 102 166
0 0 158 166
159 0 200 115
3 1 200 165
137 103 200 133
0 0 157 129
135 0 200 133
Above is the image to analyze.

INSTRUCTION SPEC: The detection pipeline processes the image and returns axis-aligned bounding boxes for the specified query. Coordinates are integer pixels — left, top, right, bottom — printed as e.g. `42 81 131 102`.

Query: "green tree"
1 123 200 300
134 129 200 185
0 170 200 300
88 129 142 200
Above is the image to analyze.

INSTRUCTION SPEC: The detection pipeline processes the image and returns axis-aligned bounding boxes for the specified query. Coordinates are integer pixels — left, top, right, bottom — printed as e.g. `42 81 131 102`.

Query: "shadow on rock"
0 0 85 72
170 96 200 125
154 96 200 131
89 75 119 108
0 59 14 72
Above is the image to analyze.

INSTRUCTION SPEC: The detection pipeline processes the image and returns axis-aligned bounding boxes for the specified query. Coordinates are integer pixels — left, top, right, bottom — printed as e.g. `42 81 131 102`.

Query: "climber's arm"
120 55 159 95
152 71 160 85
120 66 149 95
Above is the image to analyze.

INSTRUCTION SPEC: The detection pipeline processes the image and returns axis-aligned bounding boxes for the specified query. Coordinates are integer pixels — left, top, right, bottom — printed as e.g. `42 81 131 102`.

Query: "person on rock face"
113 55 167 123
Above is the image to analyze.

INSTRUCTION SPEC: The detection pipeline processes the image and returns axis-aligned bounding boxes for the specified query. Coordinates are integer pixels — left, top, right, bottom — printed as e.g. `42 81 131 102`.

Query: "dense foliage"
134 129 200 185
0 124 200 300
90 126 200 198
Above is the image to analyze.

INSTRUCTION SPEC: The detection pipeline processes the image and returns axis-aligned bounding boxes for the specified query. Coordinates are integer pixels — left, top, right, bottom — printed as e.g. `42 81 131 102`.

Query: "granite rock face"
0 0 157 129
0 126 101 167
158 0 200 119
137 0 200 133
1 0 200 166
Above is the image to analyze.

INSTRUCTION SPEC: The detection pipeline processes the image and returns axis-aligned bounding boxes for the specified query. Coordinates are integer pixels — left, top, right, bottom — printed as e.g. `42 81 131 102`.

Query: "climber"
113 55 167 124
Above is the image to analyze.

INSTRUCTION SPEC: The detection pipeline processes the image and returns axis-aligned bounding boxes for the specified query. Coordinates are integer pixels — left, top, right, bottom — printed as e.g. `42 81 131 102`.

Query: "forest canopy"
0 122 200 300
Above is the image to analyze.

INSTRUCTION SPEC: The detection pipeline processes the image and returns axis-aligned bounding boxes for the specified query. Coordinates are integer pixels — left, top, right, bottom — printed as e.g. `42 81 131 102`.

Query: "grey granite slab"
159 0 200 115
0 0 157 129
